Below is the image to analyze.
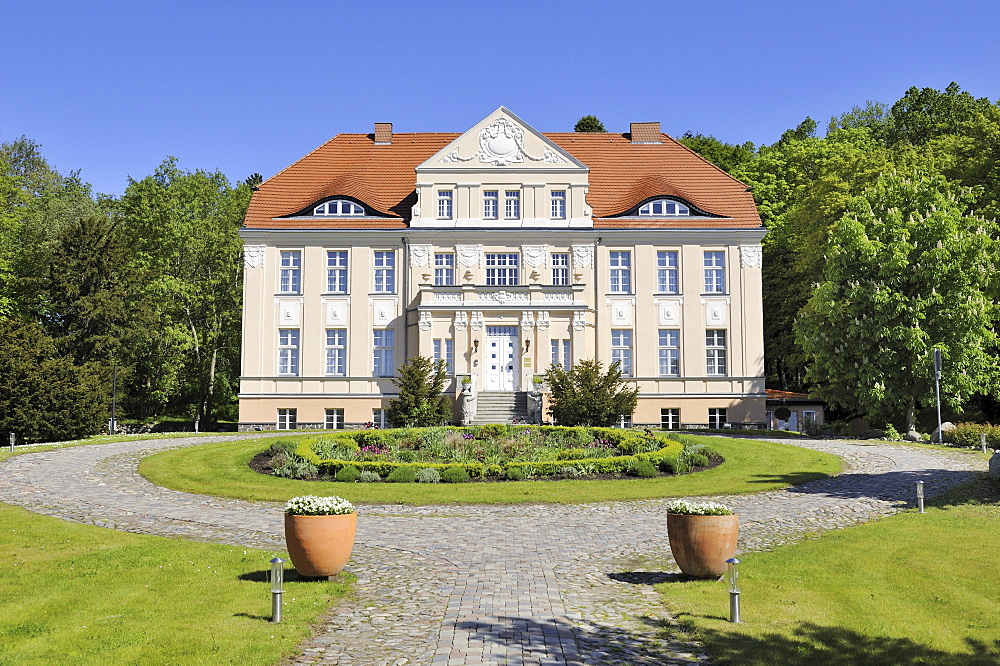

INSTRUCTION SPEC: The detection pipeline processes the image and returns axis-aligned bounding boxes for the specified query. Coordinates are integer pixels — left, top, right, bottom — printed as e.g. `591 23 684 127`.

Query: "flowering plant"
285 495 355 516
666 500 733 516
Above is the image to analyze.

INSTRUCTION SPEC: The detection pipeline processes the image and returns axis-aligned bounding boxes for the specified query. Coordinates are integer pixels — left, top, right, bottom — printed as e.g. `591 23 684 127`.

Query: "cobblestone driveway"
0 436 984 665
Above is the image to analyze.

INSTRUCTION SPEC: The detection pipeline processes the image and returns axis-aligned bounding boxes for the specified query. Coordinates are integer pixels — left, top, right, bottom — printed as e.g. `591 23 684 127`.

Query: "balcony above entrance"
416 283 587 309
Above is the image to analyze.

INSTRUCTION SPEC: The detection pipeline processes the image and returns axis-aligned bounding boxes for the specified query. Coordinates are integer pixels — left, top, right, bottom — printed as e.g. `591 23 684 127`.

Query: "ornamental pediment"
417 107 587 172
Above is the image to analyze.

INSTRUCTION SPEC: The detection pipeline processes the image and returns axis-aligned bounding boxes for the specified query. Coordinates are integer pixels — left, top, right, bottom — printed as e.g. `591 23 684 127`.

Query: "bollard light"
8 433 14 453
983 433 989 454
726 557 741 623
270 557 285 623
916 481 925 514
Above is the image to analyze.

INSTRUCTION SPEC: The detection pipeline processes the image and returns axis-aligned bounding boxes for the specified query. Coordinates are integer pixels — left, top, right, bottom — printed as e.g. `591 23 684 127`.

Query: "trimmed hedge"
294 426 687 480
943 422 1000 448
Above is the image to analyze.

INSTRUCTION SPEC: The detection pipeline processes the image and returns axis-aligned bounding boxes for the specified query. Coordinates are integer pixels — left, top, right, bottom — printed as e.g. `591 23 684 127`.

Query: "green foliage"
630 459 659 478
0 319 108 442
385 465 418 483
678 132 757 173
357 470 381 483
883 423 902 441
943 422 1000 448
272 457 317 480
555 448 589 460
415 467 441 483
385 356 452 427
574 115 606 132
545 359 639 427
334 465 361 482
795 169 1000 429
441 467 471 483
504 466 526 481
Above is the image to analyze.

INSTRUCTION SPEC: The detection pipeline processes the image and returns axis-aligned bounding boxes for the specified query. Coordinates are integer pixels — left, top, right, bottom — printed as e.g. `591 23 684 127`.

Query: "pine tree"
385 356 452 427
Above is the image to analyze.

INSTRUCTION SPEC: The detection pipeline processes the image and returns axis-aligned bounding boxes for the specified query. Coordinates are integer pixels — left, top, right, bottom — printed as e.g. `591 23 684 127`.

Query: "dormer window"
314 200 365 216
639 199 689 216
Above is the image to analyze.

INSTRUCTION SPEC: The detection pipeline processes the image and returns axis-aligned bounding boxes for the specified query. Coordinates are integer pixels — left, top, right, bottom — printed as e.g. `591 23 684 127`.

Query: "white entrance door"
485 326 519 391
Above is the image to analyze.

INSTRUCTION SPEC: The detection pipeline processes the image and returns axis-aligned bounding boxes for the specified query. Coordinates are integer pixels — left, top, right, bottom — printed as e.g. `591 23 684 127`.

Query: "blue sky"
3 0 998 196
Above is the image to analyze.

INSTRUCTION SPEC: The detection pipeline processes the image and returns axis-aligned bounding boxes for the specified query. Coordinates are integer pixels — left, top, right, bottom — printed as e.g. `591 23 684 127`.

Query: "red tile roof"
766 389 824 402
244 131 761 230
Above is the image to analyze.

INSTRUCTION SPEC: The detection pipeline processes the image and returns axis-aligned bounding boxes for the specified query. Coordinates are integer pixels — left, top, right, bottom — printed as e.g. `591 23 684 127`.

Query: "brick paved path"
0 435 984 665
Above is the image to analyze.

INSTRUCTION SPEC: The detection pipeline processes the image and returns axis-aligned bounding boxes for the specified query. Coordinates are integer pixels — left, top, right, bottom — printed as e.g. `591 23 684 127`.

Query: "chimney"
630 122 661 144
374 122 393 145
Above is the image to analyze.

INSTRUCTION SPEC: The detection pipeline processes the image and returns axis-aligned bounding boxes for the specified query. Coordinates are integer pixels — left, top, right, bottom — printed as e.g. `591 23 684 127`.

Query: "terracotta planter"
284 513 357 577
667 513 739 578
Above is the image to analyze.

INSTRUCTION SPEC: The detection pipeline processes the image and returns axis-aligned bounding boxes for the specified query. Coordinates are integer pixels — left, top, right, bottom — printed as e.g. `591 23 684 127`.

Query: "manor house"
238 107 766 429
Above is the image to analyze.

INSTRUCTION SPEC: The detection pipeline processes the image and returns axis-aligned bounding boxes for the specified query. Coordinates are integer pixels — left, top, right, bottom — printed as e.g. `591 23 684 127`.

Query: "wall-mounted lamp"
473 339 479 353
524 340 531 353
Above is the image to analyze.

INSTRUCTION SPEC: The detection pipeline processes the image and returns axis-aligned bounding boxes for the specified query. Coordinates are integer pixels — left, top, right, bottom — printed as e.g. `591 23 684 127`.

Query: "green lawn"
655 474 1000 665
0 503 352 665
139 434 842 504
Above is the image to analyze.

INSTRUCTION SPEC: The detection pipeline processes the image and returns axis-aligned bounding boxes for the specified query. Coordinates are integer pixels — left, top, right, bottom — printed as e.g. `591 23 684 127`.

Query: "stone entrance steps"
473 391 529 425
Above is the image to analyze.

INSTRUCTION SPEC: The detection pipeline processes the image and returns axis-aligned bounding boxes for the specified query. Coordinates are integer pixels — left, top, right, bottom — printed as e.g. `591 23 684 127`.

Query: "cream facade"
238 108 767 430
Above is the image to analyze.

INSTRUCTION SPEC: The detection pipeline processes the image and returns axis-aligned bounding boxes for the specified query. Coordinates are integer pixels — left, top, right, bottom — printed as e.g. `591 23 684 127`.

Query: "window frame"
277 328 300 376
434 253 455 286
372 408 388 429
313 200 364 216
705 329 728 376
373 250 396 294
279 250 301 294
656 250 679 294
611 329 633 377
326 250 348 294
703 250 726 294
433 338 454 374
372 329 395 376
437 190 454 220
551 190 566 219
483 190 499 220
504 190 520 220
661 408 680 430
638 199 690 216
551 252 569 286
277 408 297 430
609 250 632 294
325 328 347 376
324 408 345 430
484 253 519 286
708 408 727 429
658 329 681 377
550 339 571 370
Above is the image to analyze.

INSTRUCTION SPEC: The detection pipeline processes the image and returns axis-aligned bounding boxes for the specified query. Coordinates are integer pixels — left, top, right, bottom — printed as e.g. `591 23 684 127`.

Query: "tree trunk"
201 347 217 426
906 396 917 433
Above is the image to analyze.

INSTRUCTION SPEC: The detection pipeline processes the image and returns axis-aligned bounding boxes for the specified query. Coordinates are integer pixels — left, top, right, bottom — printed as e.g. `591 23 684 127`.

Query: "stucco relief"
520 311 535 329
572 311 587 331
243 245 265 268
437 116 566 166
535 311 550 330
325 301 348 325
657 299 682 326
454 312 469 331
371 299 396 326
740 245 763 269
521 245 548 267
418 311 433 331
470 311 484 331
478 291 529 305
434 292 463 303
456 244 483 267
704 299 729 326
608 299 633 326
571 245 593 268
409 244 432 267
543 292 573 303
278 301 300 326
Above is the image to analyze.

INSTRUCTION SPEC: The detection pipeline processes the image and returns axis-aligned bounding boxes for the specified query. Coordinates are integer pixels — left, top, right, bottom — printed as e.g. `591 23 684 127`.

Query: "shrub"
544 358 639 426
273 458 318 480
505 466 526 481
485 464 504 477
358 470 381 483
884 423 902 441
944 422 1000 448
416 467 441 483
386 466 418 483
555 448 589 460
385 356 452 427
335 465 361 482
474 423 510 440
559 466 579 477
630 460 659 478
268 439 297 456
441 467 470 483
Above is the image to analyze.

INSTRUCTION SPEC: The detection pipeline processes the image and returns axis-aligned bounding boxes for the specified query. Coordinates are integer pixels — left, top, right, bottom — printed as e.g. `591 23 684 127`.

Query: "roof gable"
417 107 587 173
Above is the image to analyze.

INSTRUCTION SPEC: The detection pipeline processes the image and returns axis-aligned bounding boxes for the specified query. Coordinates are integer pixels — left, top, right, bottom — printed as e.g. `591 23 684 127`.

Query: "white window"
661 408 680 430
504 190 520 219
277 408 297 430
639 199 690 216
803 410 817 425
609 251 632 293
325 329 346 376
611 329 633 376
373 329 395 376
374 250 395 293
704 251 726 293
326 251 348 293
279 250 301 293
278 329 299 375
485 253 519 286
437 190 453 219
618 414 633 428
483 190 499 219
551 253 569 286
708 408 727 429
371 408 388 429
433 338 454 374
325 408 345 430
551 191 566 219
657 250 679 294
434 253 455 286
551 339 571 370
658 329 680 376
314 200 364 216
706 329 727 376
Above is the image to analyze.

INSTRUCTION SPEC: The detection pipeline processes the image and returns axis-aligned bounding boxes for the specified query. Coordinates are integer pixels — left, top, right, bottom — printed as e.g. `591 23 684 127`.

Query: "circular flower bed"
253 425 721 483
